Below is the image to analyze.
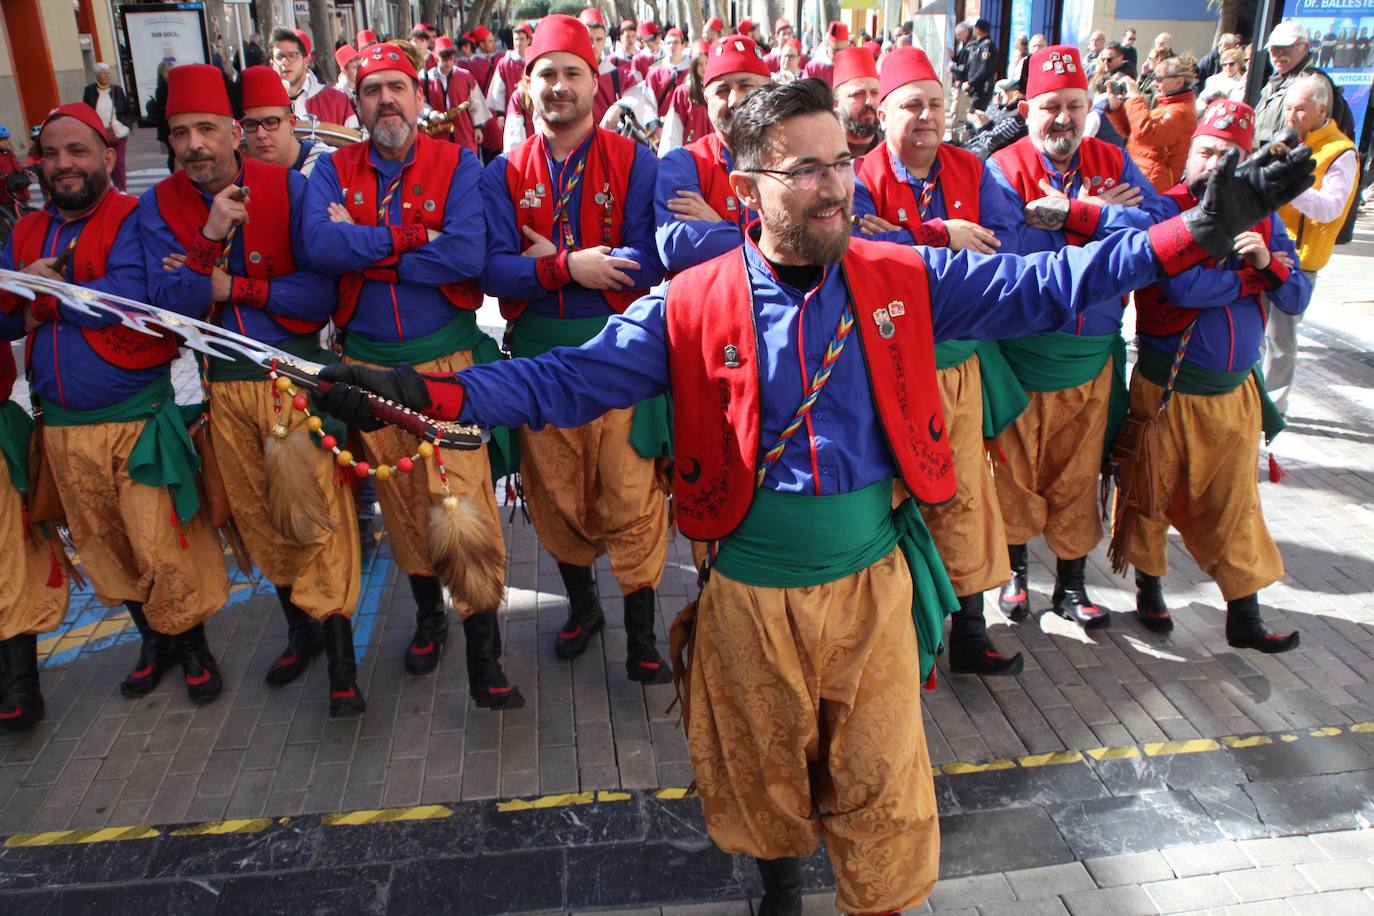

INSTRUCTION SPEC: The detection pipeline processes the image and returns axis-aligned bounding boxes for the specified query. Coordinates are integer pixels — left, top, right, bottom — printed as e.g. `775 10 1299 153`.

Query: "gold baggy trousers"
0 455 68 641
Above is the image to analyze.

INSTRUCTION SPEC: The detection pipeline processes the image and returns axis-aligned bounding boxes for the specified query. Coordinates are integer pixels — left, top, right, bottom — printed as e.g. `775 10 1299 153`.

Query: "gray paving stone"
1286 890 1374 915
1061 884 1161 916
1222 864 1318 903
927 874 1013 910
1237 836 1330 867
1083 851 1176 888
976 899 1070 916
1310 828 1374 860
1161 840 1253 878
1003 862 1096 900
1296 858 1374 892
1143 874 1237 912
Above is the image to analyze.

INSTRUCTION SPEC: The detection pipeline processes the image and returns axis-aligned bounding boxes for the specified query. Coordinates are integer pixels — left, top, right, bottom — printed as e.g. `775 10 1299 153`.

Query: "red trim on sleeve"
1064 199 1102 239
186 234 223 275
421 374 465 421
29 295 60 322
390 224 428 255
535 249 572 289
1237 268 1268 299
1260 256 1291 289
230 276 270 309
911 219 949 247
361 267 400 284
1147 216 1210 276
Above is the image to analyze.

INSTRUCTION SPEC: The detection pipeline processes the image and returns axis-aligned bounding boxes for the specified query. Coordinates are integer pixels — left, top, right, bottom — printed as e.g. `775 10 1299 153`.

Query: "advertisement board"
1283 0 1374 141
122 3 210 120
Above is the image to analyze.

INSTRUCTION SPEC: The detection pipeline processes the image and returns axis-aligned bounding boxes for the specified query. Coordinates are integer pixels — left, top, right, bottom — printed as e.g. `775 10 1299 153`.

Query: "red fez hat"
1026 45 1087 97
831 46 878 87
1195 99 1255 152
620 19 636 31
356 29 377 47
356 43 419 84
666 27 684 40
292 29 312 57
471 25 492 42
737 19 754 35
704 35 770 85
417 22 434 33
334 44 359 69
705 17 723 32
527 14 600 76
828 21 849 42
774 18 792 31
40 102 108 146
240 66 290 110
514 21 534 37
579 7 605 26
863 40 881 58
637 21 658 38
878 46 939 100
785 38 801 50
434 36 456 54
692 39 711 56
166 64 232 118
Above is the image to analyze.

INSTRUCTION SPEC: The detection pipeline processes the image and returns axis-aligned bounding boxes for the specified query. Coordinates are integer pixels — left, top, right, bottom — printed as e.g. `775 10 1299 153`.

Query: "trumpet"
420 101 472 136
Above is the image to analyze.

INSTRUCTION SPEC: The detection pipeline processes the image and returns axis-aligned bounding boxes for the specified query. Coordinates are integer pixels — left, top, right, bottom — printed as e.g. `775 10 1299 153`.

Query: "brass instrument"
420 101 472 137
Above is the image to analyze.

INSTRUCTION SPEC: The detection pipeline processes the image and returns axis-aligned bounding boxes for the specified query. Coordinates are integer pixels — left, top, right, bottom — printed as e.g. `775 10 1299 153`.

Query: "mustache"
183 152 216 163
807 199 850 218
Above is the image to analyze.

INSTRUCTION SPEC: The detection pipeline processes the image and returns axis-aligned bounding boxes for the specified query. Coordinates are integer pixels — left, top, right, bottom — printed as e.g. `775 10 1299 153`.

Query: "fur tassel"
429 496 505 612
264 431 336 547
1267 452 1286 484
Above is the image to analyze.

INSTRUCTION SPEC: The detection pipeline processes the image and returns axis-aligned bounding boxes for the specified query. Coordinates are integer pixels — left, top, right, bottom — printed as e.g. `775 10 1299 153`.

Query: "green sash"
205 332 336 382
0 400 34 495
936 341 1032 440
1000 332 1129 452
712 480 958 683
510 310 673 460
1134 344 1287 444
42 377 201 523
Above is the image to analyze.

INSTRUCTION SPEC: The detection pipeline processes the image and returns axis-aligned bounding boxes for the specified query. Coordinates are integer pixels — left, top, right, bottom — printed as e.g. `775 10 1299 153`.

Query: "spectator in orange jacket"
1106 56 1198 191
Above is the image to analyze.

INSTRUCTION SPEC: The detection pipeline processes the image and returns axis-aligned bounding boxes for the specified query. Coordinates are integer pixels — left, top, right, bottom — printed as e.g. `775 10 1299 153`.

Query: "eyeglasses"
1223 61 1241 67
743 158 855 190
272 51 303 63
241 116 285 133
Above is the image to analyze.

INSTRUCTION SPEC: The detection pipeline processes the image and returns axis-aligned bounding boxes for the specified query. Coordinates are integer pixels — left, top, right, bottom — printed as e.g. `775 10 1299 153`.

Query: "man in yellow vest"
1270 73 1357 415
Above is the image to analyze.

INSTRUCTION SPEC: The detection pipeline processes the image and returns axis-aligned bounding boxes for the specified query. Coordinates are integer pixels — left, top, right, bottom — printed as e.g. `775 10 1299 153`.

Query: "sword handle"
313 379 483 450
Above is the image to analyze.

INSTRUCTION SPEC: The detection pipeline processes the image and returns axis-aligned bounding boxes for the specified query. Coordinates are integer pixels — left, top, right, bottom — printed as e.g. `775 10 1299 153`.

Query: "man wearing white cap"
1254 20 1353 145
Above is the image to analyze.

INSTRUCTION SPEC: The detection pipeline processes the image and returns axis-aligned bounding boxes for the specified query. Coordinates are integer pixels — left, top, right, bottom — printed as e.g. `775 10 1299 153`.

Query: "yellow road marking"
496 790 632 812
1222 735 1274 749
4 825 160 847
1085 745 1140 761
322 805 451 826
1351 722 1374 734
1143 739 1220 756
171 818 273 836
1310 727 1342 738
1279 734 1299 742
1018 750 1083 768
654 788 694 800
942 759 1016 775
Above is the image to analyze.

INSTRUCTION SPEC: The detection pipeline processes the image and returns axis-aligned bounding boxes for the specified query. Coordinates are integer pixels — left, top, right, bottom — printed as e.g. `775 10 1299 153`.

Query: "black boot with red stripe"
1226 593 1299 654
120 601 177 698
323 614 366 717
554 563 605 660
176 624 222 705
463 610 525 710
404 574 449 675
948 592 1024 677
998 544 1031 622
1051 556 1111 629
0 634 44 733
624 587 672 684
754 856 802 916
1135 571 1174 633
265 587 324 686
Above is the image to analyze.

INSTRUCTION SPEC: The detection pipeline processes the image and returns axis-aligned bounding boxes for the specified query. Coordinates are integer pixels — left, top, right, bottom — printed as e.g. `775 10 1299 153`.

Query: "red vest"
302 86 356 125
154 158 323 336
330 133 483 327
991 135 1125 245
669 85 711 146
646 64 685 117
664 239 955 541
424 66 480 151
686 132 744 224
485 54 526 152
500 128 644 319
1135 183 1272 335
859 143 983 234
594 62 637 124
13 190 179 369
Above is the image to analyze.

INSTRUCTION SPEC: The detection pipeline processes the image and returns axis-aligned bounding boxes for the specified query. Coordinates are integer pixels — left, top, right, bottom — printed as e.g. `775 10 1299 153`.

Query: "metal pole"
1244 0 1283 107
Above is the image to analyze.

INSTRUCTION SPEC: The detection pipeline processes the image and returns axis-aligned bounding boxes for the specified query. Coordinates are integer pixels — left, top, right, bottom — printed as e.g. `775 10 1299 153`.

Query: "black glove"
316 363 430 432
1181 129 1315 261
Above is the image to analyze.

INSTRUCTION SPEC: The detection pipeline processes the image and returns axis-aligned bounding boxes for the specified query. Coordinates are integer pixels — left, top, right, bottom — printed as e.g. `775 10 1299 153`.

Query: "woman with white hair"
81 62 135 189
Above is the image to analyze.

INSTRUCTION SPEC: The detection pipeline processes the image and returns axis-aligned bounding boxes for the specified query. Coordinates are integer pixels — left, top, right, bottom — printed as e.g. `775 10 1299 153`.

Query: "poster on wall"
1283 0 1374 141
122 3 210 120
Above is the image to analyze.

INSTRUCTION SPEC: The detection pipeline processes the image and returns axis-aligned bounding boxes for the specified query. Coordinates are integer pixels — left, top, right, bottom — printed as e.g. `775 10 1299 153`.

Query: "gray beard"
371 118 414 152
1041 130 1081 160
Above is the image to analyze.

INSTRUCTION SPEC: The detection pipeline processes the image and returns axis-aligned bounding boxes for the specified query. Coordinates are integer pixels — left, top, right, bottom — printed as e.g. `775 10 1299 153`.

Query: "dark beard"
766 198 853 265
840 106 879 139
44 168 106 212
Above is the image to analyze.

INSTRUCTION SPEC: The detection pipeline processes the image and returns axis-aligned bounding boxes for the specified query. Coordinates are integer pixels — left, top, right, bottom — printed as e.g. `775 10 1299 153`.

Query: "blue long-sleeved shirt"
481 133 663 319
853 146 1024 253
988 147 1173 335
655 141 751 272
302 142 486 343
1140 211 1310 372
456 227 1164 497
141 165 334 345
0 200 155 411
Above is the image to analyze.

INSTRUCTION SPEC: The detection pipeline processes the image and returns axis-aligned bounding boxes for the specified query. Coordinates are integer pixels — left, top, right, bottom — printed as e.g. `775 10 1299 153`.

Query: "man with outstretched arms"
315 79 1312 915
1120 101 1308 653
477 16 670 683
302 43 524 711
8 99 228 708
143 65 365 716
854 47 1027 675
654 36 771 272
988 45 1173 630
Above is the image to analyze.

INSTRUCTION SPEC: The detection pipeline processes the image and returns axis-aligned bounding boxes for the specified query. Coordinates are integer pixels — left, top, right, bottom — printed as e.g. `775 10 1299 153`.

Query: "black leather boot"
755 856 803 916
0 634 44 733
1226 593 1299 654
265 587 324 686
404 574 449 675
998 544 1031 622
1135 571 1173 633
1052 556 1111 629
323 614 366 717
463 610 525 710
176 624 222 704
554 562 605 660
948 593 1024 676
120 601 177 698
623 587 671 683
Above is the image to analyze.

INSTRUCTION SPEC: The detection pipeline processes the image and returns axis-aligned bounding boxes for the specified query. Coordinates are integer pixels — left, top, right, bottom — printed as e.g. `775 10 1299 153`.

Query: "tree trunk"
464 0 496 32
422 0 441 32
254 0 279 39
308 0 335 81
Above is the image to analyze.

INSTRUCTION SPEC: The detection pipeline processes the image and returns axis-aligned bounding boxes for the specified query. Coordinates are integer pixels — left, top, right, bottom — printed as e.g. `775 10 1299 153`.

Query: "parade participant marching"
853 47 1026 675
634 22 660 76
577 8 657 131
486 22 532 161
335 45 361 98
270 28 359 130
239 66 332 176
301 43 524 710
830 47 883 160
463 25 499 92
479 15 670 683
655 39 714 154
643 28 689 122
654 36 771 272
988 45 1173 629
315 78 1311 916
803 21 851 85
423 36 491 154
143 65 365 715
1119 101 1308 652
4 102 229 706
